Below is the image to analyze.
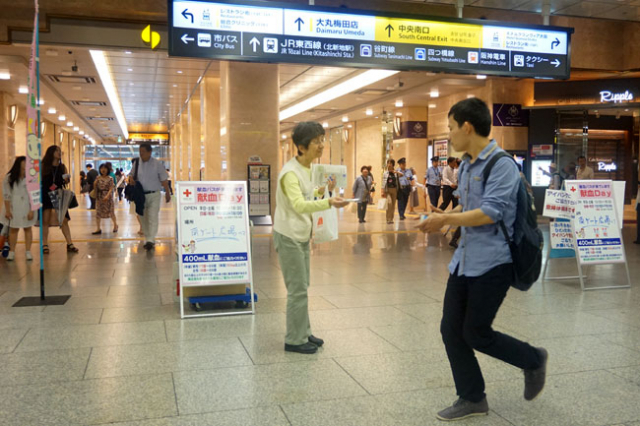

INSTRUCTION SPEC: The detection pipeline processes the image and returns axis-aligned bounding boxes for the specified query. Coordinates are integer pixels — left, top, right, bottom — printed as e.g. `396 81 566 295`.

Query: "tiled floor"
1 200 639 426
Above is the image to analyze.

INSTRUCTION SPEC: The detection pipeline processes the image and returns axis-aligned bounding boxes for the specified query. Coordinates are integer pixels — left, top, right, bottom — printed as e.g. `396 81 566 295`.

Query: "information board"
169 0 572 79
550 220 574 250
248 164 270 217
176 181 253 286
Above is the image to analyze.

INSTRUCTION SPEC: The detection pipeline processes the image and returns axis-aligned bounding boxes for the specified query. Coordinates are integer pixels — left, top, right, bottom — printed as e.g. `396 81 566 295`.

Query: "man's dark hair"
360 165 368 172
140 143 153 153
387 158 396 167
578 155 586 161
291 122 325 156
398 157 406 164
86 164 93 169
431 156 439 163
448 98 492 137
447 156 456 165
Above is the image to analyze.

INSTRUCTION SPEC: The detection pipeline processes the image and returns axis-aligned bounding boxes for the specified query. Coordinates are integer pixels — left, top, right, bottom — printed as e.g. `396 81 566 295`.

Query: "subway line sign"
168 0 573 79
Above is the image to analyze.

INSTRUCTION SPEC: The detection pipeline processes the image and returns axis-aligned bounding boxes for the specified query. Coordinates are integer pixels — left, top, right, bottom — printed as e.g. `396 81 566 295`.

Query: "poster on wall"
493 104 530 127
176 181 252 286
434 140 449 168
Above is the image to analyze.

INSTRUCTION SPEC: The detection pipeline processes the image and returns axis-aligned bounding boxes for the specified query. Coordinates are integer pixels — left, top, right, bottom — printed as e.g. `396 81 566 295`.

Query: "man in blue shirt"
424 156 442 211
396 158 413 220
417 98 547 422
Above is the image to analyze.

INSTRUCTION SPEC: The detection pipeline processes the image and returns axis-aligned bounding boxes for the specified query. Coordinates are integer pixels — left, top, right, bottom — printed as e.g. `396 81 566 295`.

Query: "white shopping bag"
312 207 339 243
377 198 388 210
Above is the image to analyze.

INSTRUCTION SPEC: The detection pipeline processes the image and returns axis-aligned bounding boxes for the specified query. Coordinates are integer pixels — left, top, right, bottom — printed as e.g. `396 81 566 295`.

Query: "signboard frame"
176 181 255 318
168 0 573 79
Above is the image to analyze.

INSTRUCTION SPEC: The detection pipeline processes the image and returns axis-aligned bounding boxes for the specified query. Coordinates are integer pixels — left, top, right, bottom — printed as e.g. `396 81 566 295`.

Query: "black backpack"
482 152 544 291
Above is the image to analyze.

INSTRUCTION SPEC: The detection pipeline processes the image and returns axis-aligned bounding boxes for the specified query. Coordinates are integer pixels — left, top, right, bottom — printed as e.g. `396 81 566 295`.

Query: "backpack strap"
481 151 516 243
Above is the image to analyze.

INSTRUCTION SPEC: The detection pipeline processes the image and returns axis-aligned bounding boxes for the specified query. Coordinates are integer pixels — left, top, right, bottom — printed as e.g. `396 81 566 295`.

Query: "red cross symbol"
570 186 576 192
183 189 192 197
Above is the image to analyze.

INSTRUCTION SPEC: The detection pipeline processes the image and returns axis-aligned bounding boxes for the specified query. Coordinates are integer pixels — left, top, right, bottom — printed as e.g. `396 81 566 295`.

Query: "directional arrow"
385 24 394 37
181 34 194 44
551 59 561 68
551 37 560 50
182 9 194 24
249 37 261 52
295 17 304 31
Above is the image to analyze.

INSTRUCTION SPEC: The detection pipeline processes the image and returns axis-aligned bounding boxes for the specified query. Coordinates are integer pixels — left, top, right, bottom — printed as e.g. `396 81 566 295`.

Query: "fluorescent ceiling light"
342 116 349 123
124 51 132 54
322 122 329 128
90 50 129 139
19 86 28 94
73 126 79 131
280 69 399 121
430 89 440 98
0 71 10 80
395 100 403 107
67 121 73 126
366 108 373 116
58 114 66 121
48 107 56 114
429 104 437 108
38 99 45 105
79 131 85 135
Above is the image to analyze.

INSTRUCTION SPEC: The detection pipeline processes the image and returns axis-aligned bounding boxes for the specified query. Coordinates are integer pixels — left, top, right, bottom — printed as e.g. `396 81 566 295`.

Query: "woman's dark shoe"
66 244 79 253
92 230 102 235
284 342 318 354
308 335 324 347
113 226 118 233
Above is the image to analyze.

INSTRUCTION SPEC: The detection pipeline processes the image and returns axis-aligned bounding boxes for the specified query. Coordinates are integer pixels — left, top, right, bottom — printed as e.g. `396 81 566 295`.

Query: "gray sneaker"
524 347 549 401
436 398 489 421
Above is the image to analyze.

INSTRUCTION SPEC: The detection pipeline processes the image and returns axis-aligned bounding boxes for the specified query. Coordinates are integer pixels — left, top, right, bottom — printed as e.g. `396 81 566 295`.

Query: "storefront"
527 78 640 211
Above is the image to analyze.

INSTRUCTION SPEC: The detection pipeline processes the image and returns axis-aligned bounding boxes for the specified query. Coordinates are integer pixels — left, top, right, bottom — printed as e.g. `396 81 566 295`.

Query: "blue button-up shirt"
449 140 519 278
397 167 413 186
425 166 442 186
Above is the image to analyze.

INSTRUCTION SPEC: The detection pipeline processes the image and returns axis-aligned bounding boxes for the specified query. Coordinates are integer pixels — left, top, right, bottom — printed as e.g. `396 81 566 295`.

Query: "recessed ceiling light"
476 74 487 80
0 71 10 80
467 94 475 99
79 131 85 135
169 95 173 98
429 104 437 108
67 121 73 126
58 114 66 121
38 99 45 105
395 100 403 107
396 112 402 116
18 86 28 94
342 116 349 122
281 134 287 140
48 107 56 114
177 70 183 74
347 124 353 128
129 82 134 86
73 126 79 131
366 108 373 116
127 68 133 72
430 89 439 98
124 51 132 54
173 84 178 88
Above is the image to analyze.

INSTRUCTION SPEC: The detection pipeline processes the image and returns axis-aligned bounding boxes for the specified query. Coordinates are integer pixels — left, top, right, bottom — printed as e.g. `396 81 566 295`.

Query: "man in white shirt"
439 157 459 210
576 155 594 180
135 143 171 251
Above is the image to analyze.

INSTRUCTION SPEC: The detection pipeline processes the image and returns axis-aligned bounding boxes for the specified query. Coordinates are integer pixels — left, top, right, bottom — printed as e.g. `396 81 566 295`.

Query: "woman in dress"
92 163 118 234
41 145 79 254
2 157 37 261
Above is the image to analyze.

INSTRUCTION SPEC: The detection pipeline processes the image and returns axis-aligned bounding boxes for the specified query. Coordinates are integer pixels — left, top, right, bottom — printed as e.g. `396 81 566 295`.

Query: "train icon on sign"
264 38 278 53
360 44 372 57
415 48 426 60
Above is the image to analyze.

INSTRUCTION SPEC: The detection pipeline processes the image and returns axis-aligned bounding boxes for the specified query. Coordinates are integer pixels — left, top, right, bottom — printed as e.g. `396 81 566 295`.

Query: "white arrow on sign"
249 37 261 53
181 34 195 44
551 59 561 68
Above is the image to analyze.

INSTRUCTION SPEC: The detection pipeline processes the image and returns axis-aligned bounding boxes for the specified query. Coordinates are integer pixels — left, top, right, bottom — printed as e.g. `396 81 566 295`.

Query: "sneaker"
436 398 489 421
25 251 33 261
6 251 15 261
284 342 318 354
524 347 549 401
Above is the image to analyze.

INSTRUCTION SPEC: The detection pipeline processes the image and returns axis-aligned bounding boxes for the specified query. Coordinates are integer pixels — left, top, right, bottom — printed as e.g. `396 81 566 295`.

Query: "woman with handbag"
41 145 79 254
273 122 349 354
92 163 118 235
2 157 37 261
352 166 372 223
381 159 400 224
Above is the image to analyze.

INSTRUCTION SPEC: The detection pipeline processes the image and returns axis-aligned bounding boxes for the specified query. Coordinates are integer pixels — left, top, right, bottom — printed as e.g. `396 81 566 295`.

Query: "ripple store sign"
599 90 634 104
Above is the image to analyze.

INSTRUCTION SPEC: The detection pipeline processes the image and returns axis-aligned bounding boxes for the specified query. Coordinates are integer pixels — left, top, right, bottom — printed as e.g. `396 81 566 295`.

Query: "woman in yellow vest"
274 122 349 354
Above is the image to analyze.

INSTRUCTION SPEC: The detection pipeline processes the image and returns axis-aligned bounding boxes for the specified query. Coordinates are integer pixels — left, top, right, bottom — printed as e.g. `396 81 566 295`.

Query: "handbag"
89 186 97 199
377 198 388 210
312 207 339 243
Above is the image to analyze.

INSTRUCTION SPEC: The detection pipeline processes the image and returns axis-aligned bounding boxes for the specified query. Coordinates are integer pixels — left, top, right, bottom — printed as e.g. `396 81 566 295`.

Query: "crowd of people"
1 143 171 260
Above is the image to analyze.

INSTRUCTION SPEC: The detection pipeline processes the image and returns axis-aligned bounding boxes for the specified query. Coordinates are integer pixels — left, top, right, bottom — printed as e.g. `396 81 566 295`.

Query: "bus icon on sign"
198 33 211 48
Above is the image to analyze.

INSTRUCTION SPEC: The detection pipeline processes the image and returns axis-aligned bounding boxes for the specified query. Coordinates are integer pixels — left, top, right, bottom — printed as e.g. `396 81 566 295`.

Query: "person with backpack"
417 98 547 422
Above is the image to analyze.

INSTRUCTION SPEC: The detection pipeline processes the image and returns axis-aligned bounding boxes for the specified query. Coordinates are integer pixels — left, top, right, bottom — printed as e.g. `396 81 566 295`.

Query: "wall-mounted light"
394 117 402 135
7 104 18 129
59 132 64 143
40 121 46 137
343 129 350 141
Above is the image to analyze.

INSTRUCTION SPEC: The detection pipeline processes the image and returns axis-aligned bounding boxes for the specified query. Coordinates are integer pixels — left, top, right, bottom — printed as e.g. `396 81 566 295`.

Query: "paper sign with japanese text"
176 181 252 286
550 220 574 250
573 197 624 265
543 190 575 219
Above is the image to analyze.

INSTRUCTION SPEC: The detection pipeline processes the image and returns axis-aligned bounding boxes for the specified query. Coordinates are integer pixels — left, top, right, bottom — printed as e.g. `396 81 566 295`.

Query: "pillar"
220 62 279 207
180 109 189 181
188 90 201 181
201 76 221 181
13 105 26 157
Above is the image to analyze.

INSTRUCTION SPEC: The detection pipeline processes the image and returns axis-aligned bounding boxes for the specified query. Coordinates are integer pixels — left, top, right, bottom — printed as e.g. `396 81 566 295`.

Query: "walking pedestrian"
425 156 442 211
92 163 118 235
273 122 348 354
440 157 459 211
418 98 548 421
396 158 413 220
2 157 37 261
41 146 79 254
86 164 98 210
381 159 400 224
133 143 172 251
352 166 372 223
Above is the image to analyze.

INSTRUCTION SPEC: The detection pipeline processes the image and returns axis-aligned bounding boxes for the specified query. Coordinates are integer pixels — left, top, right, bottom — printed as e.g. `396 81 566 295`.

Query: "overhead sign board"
169 0 573 79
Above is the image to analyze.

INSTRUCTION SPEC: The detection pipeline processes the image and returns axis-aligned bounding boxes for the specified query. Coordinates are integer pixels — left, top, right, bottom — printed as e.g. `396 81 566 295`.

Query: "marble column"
220 61 279 209
200 76 221 181
180 109 189 181
188 90 202 181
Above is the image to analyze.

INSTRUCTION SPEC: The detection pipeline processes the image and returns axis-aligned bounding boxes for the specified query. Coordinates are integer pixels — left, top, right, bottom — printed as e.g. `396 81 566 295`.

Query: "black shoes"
308 335 324 347
284 335 324 354
524 347 549 401
285 342 318 354
143 242 155 251
92 230 102 235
